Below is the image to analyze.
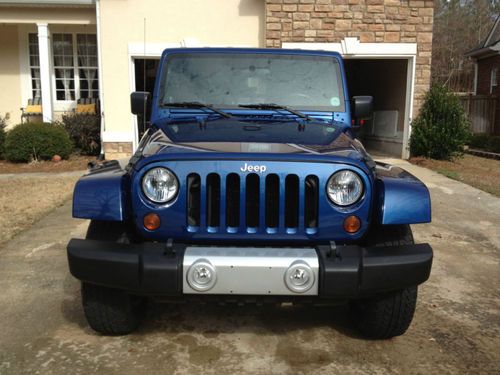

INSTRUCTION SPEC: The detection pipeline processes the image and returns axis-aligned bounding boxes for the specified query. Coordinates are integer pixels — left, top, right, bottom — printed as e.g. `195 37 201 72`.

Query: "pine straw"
0 155 93 174
410 154 500 197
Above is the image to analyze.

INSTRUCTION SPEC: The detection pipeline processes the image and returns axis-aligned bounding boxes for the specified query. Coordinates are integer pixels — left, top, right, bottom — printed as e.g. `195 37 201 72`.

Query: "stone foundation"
103 142 133 160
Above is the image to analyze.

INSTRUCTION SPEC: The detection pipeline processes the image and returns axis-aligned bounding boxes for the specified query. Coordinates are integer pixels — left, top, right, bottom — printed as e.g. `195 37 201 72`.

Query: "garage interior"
345 59 409 157
134 58 160 137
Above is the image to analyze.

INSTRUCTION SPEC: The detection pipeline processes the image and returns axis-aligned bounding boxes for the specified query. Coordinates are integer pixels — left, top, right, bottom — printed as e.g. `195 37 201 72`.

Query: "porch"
0 2 98 127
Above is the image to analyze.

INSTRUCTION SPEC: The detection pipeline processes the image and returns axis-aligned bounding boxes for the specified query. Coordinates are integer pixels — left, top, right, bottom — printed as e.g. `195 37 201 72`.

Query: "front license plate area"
182 247 319 295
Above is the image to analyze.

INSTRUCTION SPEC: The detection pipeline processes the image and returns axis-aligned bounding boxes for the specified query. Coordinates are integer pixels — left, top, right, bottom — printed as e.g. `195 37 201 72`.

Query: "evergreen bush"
486 136 500 154
410 85 471 160
469 133 500 154
0 116 5 159
468 133 490 149
4 122 73 162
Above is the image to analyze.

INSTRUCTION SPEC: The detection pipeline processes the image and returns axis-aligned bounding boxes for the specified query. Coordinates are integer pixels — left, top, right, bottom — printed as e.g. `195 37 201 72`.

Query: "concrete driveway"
0 159 499 374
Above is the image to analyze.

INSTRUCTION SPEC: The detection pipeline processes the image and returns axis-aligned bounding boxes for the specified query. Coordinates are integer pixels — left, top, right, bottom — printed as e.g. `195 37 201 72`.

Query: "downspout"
96 0 106 160
473 61 478 95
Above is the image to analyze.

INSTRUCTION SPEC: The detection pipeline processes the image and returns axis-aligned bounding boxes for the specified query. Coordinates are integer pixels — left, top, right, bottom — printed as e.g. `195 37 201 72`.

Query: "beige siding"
99 0 265 135
0 24 22 128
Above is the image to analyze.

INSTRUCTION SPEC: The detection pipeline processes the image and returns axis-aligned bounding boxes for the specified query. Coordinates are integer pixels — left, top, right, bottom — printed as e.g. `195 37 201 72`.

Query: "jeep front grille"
186 172 319 234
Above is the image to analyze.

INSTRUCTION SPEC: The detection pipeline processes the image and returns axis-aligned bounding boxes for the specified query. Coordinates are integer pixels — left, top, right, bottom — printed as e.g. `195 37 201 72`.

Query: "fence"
458 94 497 134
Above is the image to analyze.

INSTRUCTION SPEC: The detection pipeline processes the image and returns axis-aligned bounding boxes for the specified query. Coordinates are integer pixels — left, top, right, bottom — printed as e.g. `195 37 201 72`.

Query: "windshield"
160 53 345 112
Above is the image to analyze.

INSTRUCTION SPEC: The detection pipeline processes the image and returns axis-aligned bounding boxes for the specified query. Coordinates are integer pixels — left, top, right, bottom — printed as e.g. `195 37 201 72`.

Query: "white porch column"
37 23 53 122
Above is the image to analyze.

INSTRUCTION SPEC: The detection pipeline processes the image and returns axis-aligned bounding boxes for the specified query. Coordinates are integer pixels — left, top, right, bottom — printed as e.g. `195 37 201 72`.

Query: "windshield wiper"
238 103 312 121
161 101 233 118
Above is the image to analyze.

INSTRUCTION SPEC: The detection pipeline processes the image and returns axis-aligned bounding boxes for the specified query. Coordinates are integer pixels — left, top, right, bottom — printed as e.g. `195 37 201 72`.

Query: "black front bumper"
67 239 432 298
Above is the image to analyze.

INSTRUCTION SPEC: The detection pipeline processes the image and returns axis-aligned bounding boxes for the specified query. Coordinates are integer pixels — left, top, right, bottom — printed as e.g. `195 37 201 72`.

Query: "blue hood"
133 119 375 174
157 116 341 145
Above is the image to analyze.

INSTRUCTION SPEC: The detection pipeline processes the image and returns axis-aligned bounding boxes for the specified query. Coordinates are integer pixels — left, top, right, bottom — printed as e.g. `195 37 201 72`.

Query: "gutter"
0 0 95 5
465 42 500 59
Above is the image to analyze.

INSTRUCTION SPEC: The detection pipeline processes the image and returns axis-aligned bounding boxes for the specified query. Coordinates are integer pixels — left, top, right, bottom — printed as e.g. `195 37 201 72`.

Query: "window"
27 32 99 103
28 33 41 100
53 33 75 100
491 68 498 94
77 34 99 99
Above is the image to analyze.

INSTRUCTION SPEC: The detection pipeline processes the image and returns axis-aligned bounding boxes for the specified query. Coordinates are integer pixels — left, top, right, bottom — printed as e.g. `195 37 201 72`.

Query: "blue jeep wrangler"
67 48 432 339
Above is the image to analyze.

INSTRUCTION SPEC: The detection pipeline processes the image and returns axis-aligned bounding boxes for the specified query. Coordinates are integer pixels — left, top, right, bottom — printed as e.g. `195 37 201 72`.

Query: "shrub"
0 128 5 159
469 133 490 150
4 122 73 162
468 134 500 154
0 116 6 159
409 85 471 160
487 136 500 154
62 113 101 156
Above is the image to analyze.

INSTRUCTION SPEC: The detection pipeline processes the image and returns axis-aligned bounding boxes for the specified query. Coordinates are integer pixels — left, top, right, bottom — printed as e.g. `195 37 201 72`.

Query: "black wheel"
352 286 418 339
82 282 145 335
81 220 146 335
352 224 418 339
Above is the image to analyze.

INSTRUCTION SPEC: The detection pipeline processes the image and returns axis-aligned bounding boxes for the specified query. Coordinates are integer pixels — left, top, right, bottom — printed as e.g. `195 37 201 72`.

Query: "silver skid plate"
182 247 319 295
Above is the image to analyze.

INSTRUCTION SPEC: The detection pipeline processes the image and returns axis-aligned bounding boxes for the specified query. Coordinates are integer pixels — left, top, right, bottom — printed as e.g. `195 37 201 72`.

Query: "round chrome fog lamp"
186 260 217 292
284 261 315 293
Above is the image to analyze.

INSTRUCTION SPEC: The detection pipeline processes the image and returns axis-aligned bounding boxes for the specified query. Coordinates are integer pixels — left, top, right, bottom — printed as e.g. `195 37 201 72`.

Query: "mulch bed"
0 155 96 174
409 154 500 197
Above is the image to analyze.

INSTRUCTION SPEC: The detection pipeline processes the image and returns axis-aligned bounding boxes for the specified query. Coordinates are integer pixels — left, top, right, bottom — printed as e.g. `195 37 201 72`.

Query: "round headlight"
142 167 179 203
327 170 363 206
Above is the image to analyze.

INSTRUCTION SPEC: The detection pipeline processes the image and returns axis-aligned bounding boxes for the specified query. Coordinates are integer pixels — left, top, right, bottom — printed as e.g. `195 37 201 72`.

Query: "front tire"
352 286 418 339
352 224 418 339
81 220 146 335
82 282 144 335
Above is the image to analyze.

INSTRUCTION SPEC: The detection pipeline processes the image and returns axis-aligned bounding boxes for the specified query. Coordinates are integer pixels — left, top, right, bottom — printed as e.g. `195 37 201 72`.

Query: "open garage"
284 39 417 159
345 58 410 157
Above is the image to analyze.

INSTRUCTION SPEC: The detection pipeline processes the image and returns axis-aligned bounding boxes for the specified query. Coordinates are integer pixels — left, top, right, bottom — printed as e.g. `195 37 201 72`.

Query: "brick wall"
476 55 500 134
265 0 434 116
476 55 500 95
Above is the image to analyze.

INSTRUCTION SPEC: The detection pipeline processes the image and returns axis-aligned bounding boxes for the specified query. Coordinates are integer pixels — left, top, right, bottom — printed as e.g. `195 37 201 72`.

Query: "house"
0 0 434 159
466 16 500 135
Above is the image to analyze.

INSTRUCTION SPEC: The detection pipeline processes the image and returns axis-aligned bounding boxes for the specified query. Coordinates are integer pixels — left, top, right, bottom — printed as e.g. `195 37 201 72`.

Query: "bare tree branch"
432 0 500 92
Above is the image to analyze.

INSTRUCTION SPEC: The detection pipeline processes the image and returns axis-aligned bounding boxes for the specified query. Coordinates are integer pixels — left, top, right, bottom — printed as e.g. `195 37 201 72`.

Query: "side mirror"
131 91 151 115
352 96 373 119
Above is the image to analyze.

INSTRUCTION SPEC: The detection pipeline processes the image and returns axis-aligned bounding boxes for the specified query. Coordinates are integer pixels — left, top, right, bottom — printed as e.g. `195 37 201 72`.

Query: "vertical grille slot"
265 174 280 229
206 173 220 228
305 175 319 230
186 173 200 227
285 175 299 229
186 169 320 235
245 173 260 228
226 173 240 228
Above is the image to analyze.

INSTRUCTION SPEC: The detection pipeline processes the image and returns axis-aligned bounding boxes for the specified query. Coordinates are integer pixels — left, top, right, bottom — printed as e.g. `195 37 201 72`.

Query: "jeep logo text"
240 163 267 173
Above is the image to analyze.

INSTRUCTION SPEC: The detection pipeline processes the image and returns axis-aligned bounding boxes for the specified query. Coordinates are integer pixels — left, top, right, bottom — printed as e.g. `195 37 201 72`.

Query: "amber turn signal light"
343 215 361 233
144 213 161 231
